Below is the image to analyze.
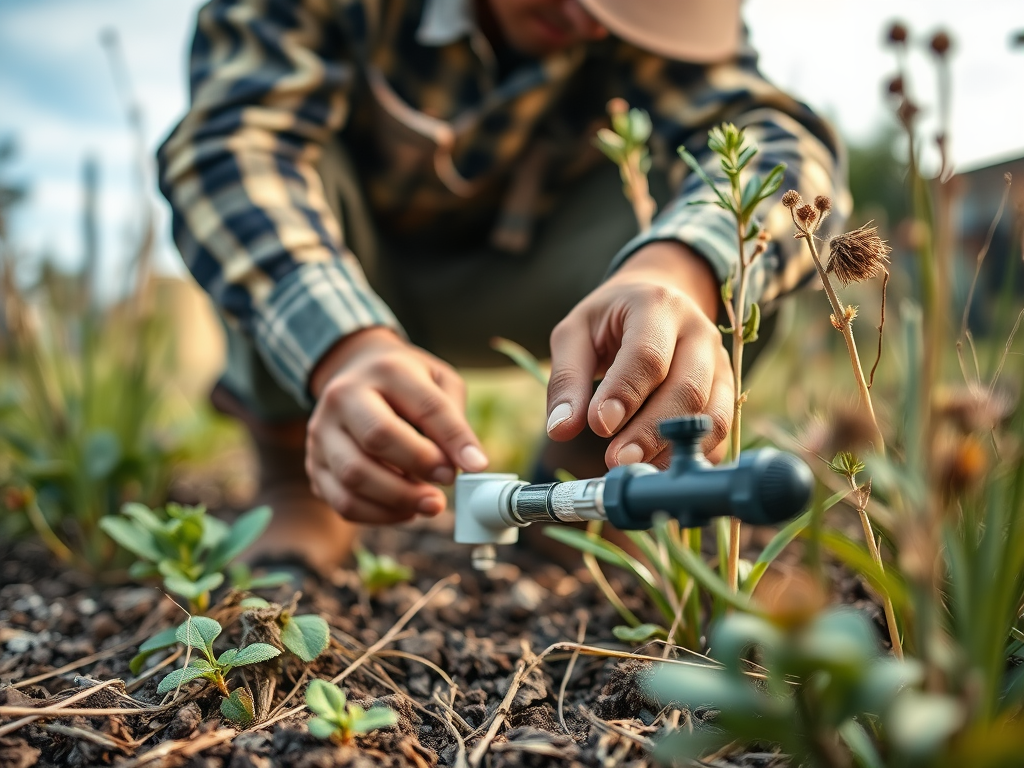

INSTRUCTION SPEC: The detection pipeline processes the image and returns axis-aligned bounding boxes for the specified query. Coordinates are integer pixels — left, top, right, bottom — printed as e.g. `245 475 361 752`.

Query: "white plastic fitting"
454 473 528 545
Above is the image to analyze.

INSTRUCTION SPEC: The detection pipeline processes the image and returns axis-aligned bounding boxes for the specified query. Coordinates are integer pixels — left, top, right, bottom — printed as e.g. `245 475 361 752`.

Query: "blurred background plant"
648 23 1024 766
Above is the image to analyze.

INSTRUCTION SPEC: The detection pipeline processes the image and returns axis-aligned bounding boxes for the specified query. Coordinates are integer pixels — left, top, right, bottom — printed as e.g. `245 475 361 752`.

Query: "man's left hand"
545 242 733 468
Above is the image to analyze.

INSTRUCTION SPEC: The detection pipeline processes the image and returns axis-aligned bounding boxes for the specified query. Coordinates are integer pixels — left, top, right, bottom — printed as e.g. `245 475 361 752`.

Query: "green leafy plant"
156 616 280 725
649 609 984 767
304 678 398 745
278 608 331 663
99 502 277 613
355 546 413 595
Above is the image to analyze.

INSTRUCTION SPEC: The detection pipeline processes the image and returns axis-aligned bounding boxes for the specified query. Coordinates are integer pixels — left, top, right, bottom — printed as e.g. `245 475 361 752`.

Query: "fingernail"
546 402 573 433
418 495 445 515
597 398 626 434
431 466 455 485
617 443 645 466
460 444 489 472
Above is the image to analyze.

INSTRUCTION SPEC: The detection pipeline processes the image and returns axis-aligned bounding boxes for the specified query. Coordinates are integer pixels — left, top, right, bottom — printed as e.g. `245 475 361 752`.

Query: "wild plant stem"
850 480 903 659
727 213 751 592
803 235 886 455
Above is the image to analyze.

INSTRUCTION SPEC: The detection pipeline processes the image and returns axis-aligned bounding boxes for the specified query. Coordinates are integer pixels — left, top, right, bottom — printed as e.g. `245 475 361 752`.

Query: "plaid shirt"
158 0 847 407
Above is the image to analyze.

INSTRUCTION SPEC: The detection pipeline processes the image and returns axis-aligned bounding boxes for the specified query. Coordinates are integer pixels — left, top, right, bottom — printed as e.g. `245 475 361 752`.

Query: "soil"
0 515 880 768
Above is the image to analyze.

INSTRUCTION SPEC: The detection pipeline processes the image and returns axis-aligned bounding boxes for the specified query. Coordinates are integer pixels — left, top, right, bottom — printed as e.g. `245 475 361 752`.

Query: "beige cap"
577 0 741 63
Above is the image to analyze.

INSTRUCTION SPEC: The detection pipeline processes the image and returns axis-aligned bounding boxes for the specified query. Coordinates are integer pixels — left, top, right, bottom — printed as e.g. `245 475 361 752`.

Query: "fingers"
605 336 732 468
340 391 456 484
588 290 680 438
307 427 447 524
385 367 487 473
546 315 598 441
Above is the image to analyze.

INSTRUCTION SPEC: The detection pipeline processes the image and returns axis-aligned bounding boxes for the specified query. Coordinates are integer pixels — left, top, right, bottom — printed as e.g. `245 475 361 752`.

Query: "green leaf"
489 337 548 386
306 679 347 718
207 506 273 572
742 509 812 594
84 430 121 480
220 687 256 727
164 571 223 601
735 144 757 171
887 692 964 758
353 705 398 734
307 716 339 740
740 173 762 214
839 720 885 768
677 146 733 212
231 642 282 667
613 623 666 644
246 572 293 590
280 614 330 663
120 502 164 533
99 516 162 563
626 108 652 144
742 302 760 343
128 560 159 580
199 514 230 553
239 596 272 609
661 532 754 613
544 526 675 619
759 163 787 200
157 664 208 694
130 626 181 674
217 648 238 668
175 616 222 653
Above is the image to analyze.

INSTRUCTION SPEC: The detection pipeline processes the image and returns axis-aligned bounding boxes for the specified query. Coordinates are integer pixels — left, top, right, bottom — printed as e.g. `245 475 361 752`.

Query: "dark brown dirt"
0 515 861 768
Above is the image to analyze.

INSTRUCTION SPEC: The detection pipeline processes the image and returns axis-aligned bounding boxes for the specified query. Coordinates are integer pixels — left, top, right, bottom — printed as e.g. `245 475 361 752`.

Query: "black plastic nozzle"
603 416 813 530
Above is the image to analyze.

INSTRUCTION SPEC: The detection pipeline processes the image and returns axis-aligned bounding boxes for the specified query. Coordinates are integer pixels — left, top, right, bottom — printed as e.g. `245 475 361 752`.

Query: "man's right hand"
306 327 488 524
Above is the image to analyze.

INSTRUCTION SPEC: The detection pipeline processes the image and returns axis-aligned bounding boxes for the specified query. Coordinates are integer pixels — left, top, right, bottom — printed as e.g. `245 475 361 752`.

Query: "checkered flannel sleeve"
157 0 401 408
608 45 848 315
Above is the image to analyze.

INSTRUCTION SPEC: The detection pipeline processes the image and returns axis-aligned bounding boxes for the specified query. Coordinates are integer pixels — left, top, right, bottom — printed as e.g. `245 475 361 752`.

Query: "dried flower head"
755 566 829 630
781 190 802 209
801 403 880 458
796 204 818 225
888 22 908 44
930 31 951 56
936 435 987 497
814 195 832 215
826 224 891 286
934 387 1015 434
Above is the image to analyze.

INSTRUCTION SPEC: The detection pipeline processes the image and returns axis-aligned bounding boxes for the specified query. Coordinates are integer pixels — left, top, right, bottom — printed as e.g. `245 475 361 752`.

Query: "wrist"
310 326 405 399
614 241 720 321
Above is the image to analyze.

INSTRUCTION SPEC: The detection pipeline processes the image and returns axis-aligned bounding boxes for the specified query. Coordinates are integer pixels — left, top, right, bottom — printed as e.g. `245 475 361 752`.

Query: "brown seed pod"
781 190 803 208
936 435 987 497
930 31 951 56
888 22 908 44
826 224 891 287
796 204 818 225
814 195 832 215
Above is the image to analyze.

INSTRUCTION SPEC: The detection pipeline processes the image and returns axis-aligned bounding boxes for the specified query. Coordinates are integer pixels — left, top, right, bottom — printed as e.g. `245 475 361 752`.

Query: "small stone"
77 598 99 616
509 580 548 612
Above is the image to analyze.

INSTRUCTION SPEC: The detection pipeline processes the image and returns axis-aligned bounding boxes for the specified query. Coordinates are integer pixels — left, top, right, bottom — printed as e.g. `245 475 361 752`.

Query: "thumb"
546 317 597 441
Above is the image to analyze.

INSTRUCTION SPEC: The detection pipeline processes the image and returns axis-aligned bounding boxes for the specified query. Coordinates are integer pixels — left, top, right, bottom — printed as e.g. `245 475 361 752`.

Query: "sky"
0 0 1021 290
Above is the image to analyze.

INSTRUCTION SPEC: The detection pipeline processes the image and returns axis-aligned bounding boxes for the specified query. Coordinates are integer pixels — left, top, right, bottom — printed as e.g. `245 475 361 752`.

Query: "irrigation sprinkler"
455 415 814 569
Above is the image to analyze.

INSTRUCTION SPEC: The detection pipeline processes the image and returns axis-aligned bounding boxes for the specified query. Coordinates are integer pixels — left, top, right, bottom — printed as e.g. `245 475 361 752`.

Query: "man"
158 0 846 572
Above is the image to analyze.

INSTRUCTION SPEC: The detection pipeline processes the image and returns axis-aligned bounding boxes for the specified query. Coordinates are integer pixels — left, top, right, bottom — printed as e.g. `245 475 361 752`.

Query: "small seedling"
277 609 331 663
355 547 412 595
100 502 278 612
156 616 280 725
304 679 397 745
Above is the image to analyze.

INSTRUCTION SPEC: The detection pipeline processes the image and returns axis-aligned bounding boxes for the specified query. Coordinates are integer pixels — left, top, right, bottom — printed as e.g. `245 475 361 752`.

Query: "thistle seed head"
934 387 1014 434
781 190 802 209
814 195 833 216
796 204 818 225
930 31 951 56
801 404 880 458
888 22 908 44
826 224 892 287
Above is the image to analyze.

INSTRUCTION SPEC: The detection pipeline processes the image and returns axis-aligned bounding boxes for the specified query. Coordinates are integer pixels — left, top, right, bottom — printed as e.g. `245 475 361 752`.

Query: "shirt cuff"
606 195 772 313
253 260 403 408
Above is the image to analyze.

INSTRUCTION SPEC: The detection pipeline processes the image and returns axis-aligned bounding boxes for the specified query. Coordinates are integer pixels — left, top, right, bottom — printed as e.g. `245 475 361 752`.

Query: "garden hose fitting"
455 416 814 570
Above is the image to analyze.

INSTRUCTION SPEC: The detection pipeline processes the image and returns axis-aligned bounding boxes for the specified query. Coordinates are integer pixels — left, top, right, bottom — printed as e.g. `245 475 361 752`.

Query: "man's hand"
306 327 488 524
545 242 733 468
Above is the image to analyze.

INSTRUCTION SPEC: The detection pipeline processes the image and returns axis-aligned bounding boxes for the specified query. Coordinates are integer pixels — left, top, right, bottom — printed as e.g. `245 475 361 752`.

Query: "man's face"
485 0 609 57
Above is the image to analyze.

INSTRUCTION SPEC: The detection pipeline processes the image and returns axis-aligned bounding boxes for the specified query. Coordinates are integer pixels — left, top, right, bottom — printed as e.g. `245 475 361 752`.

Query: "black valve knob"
659 415 712 474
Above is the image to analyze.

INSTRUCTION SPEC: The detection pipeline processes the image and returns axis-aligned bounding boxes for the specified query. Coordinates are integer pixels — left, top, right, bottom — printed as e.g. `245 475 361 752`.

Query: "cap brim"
578 0 741 63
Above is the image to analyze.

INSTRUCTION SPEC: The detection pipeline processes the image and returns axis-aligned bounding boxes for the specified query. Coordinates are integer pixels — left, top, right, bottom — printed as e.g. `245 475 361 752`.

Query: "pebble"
77 597 99 616
509 579 548 612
